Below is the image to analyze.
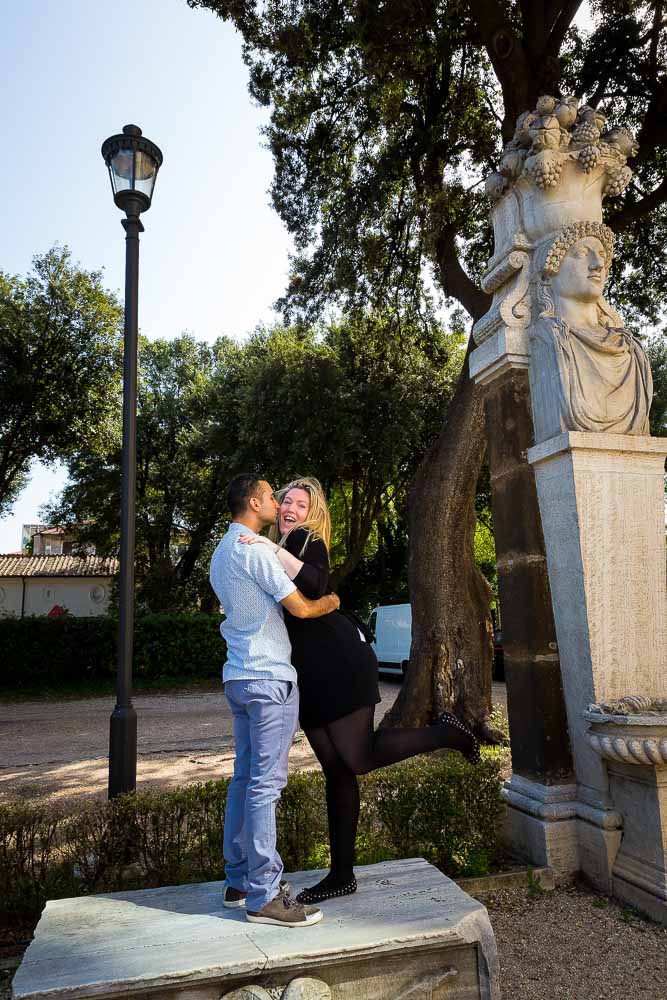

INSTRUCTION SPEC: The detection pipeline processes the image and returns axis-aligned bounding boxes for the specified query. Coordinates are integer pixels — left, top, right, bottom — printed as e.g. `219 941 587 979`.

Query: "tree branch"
634 77 667 167
465 0 534 133
436 228 491 320
544 0 584 59
607 177 667 232
587 71 613 110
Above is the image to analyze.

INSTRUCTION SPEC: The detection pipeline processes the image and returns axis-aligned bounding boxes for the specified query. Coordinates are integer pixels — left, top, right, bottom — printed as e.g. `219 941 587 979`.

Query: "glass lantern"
101 125 163 214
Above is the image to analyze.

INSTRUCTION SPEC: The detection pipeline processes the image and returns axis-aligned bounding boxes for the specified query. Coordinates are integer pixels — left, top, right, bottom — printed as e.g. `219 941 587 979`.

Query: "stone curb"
456 867 556 894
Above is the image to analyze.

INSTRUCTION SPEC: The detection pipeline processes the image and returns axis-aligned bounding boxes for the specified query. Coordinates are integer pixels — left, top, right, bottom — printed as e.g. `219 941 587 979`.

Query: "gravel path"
0 681 508 804
477 882 667 999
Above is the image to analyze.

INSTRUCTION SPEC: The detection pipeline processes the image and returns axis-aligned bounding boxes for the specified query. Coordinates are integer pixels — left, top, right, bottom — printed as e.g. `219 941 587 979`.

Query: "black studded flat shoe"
296 876 357 904
438 712 481 765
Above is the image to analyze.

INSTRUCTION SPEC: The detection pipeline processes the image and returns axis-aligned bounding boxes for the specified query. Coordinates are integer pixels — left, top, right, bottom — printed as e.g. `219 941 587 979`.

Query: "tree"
188 0 667 734
646 333 667 437
49 317 463 611
0 247 123 517
232 312 464 585
46 334 240 611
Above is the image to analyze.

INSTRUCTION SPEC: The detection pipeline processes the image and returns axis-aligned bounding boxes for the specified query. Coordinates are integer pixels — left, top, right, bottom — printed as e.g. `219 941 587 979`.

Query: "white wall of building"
0 577 113 617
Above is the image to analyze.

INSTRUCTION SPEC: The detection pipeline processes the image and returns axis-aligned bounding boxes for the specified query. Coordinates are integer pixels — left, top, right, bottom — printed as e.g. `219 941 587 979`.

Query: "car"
367 603 411 676
368 603 505 681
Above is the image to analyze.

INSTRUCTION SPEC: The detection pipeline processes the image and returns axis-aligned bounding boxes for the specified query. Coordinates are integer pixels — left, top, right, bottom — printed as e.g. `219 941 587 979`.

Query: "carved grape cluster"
526 150 563 189
571 121 600 145
604 164 633 197
578 144 600 172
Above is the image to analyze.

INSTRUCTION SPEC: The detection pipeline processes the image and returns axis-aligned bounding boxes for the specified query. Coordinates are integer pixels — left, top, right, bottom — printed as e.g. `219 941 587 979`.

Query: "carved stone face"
552 237 607 304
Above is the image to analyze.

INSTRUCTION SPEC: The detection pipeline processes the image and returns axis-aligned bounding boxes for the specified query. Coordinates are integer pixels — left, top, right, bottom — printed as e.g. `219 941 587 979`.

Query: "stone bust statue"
529 221 653 444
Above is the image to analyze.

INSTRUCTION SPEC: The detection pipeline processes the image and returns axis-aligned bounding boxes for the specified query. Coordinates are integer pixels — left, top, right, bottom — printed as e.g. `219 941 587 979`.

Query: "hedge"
0 614 226 689
0 754 503 919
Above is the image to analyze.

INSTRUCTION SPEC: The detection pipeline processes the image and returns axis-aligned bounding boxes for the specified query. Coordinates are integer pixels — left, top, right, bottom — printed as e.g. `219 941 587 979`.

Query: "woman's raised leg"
326 704 478 775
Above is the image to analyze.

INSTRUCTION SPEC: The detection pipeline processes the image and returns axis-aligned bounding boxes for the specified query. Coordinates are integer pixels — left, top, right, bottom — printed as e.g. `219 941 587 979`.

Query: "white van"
368 603 411 676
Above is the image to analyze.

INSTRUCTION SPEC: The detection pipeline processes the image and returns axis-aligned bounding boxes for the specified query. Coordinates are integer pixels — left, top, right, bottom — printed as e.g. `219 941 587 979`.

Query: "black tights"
303 705 471 883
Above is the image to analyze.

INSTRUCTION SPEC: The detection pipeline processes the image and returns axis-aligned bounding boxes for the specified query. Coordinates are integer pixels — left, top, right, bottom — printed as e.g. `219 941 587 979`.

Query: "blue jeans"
223 679 299 912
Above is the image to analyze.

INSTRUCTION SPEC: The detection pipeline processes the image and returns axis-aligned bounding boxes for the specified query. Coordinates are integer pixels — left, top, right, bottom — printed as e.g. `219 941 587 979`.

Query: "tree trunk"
382 1 588 736
382 336 495 736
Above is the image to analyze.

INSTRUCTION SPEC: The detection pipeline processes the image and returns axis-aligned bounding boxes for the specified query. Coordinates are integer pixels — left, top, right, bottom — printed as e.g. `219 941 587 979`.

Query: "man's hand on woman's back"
281 590 340 619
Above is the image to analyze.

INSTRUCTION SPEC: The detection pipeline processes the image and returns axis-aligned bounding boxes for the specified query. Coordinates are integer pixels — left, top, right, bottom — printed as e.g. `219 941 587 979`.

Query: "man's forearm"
302 592 339 618
282 589 339 619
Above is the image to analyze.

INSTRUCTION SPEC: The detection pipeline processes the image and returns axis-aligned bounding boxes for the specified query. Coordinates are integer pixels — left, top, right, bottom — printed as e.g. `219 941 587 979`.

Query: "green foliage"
0 755 502 918
47 315 464 611
474 519 496 596
275 770 329 871
133 613 225 680
369 754 503 877
45 334 230 612
0 801 72 915
188 0 497 321
0 614 225 691
487 704 510 744
187 1 667 335
231 313 465 586
646 333 667 437
0 247 123 516
563 5 667 333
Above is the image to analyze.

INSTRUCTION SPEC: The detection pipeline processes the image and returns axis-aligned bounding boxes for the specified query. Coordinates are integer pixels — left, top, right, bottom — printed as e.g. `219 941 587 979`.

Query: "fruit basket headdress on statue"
472 95 652 443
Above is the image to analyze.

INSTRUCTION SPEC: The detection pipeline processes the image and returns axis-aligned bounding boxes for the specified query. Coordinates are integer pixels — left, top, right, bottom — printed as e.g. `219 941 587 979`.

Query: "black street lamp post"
101 125 163 799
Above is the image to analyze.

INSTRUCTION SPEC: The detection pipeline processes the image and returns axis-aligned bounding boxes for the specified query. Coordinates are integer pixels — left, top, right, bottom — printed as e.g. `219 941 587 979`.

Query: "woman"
239 477 479 904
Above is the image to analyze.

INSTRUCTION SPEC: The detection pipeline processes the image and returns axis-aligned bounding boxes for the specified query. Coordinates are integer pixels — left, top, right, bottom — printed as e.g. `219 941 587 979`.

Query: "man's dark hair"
227 474 265 518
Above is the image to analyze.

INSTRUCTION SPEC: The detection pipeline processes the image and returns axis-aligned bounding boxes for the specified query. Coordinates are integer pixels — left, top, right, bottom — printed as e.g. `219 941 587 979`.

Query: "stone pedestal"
586 709 667 924
471 338 575 876
528 431 667 890
500 775 579 874
469 93 664 916
11 859 500 1000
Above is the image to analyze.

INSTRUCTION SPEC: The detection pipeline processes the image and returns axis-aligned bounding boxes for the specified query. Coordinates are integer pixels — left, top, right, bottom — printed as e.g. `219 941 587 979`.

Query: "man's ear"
248 494 261 512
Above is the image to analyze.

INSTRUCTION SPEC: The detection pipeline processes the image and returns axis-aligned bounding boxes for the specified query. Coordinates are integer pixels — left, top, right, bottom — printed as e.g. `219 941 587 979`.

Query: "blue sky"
0 0 293 551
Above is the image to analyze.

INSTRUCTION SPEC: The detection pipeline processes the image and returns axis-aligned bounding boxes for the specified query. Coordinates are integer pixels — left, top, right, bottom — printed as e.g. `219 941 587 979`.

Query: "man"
210 473 340 928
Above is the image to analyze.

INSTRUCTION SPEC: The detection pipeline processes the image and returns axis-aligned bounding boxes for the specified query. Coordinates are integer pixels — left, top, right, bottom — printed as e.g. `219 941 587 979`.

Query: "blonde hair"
269 476 331 553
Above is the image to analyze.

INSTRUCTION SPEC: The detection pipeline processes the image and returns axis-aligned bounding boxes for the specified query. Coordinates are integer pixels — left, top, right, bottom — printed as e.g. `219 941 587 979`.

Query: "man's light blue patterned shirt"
210 522 297 684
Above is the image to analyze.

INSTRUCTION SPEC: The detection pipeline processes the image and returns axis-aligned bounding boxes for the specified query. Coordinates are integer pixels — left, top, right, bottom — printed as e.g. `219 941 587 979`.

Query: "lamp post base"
108 705 137 797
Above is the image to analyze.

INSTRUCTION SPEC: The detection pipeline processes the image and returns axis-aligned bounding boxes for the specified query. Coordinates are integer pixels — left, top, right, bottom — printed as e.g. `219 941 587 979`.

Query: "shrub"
276 771 329 872
0 802 75 916
0 613 226 690
369 754 504 876
132 615 226 680
0 755 502 919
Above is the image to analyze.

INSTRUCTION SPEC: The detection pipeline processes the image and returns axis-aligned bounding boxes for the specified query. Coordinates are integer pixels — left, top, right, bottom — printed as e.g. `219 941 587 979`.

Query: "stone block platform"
12 859 499 1000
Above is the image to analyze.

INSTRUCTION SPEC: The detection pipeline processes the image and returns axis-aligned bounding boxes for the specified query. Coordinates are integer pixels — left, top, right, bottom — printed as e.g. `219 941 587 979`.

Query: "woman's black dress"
282 527 380 728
